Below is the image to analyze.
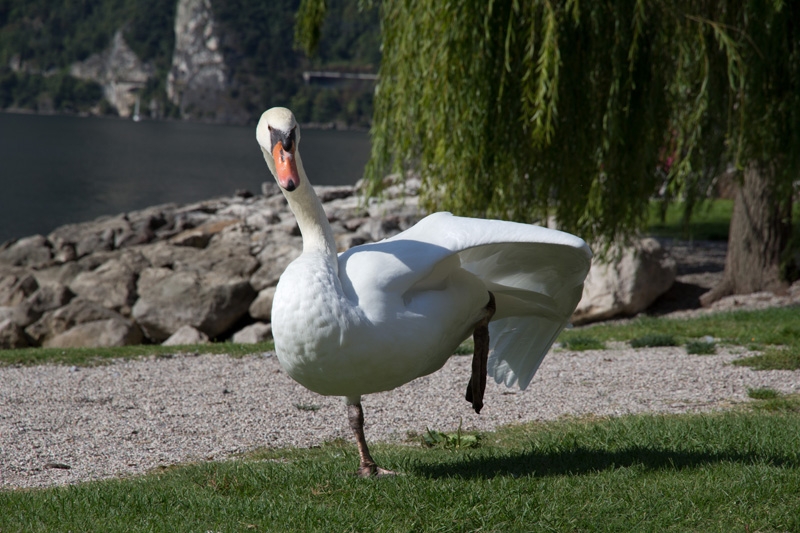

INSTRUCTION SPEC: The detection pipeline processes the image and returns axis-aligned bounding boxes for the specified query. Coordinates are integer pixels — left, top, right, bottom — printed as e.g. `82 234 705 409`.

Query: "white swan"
257 107 592 476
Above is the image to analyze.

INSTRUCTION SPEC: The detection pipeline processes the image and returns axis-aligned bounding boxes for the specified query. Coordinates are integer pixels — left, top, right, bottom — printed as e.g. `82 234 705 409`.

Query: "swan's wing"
399 213 591 390
339 212 591 389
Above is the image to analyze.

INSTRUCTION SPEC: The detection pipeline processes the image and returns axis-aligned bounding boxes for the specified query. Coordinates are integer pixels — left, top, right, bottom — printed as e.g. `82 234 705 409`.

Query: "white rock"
248 287 276 321
573 238 677 324
43 318 143 348
231 322 272 344
162 325 209 346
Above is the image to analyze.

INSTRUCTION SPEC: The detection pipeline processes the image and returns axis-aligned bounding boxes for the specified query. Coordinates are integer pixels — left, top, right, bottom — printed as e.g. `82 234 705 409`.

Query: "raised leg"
465 291 496 414
347 402 396 477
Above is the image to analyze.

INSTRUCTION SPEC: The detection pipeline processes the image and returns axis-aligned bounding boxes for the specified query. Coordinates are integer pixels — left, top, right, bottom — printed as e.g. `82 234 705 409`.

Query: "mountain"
0 0 379 126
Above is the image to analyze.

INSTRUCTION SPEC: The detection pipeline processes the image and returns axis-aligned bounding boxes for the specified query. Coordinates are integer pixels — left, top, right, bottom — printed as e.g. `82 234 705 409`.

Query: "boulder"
231 322 272 344
0 306 28 326
0 235 53 268
0 269 39 307
48 215 129 259
573 238 677 324
251 238 301 291
32 261 89 288
43 317 143 348
25 298 122 345
0 318 30 349
169 219 239 248
68 254 146 314
132 267 256 342
25 284 75 316
248 286 276 321
5 283 76 328
138 241 203 269
162 325 210 346
184 242 259 279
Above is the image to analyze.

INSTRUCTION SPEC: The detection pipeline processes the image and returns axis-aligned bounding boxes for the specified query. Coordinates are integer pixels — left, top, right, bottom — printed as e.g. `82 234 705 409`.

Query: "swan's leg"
465 291 496 414
347 401 396 477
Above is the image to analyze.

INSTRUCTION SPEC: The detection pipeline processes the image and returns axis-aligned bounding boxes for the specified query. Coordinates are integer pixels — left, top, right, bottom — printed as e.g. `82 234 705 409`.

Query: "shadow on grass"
411 446 798 479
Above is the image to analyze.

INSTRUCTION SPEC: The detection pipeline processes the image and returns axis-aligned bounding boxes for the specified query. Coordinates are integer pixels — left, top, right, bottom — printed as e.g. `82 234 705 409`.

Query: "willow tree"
298 0 799 303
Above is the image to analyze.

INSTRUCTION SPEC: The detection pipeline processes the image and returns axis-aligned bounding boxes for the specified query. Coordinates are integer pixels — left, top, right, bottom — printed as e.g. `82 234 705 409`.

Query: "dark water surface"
0 112 370 244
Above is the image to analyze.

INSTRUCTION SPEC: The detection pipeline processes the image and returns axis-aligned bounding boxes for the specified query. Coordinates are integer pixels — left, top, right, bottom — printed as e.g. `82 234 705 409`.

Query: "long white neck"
282 152 338 272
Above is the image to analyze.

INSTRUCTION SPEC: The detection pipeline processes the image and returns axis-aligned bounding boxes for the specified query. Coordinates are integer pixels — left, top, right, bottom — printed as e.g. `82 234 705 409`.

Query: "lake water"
0 112 371 244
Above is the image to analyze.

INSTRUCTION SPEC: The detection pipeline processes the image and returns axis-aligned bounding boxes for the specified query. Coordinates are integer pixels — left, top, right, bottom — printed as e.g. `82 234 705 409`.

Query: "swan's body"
257 107 592 476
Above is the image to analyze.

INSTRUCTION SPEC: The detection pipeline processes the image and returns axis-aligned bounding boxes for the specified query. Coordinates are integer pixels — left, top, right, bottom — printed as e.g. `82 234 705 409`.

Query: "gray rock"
335 232 369 252
0 303 37 329
0 235 52 268
183 242 259 280
248 286 276 321
251 240 301 291
32 261 89 288
231 322 272 344
0 318 30 349
4 284 77 328
43 318 143 348
573 238 677 324
315 185 355 203
0 270 39 307
169 219 239 248
138 241 203 269
68 253 148 314
26 284 75 315
49 215 129 259
1 305 37 329
132 267 256 342
162 325 210 346
25 298 122 345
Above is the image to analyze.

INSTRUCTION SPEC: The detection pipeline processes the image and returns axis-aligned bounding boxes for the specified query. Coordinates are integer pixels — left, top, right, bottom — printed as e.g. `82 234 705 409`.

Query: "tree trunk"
700 162 791 306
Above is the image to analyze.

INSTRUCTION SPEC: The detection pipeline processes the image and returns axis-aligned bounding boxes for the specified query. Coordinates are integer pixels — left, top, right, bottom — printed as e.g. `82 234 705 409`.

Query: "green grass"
629 333 678 348
2 408 799 532
748 387 780 400
732 346 800 371
647 198 800 243
648 199 734 241
561 306 800 353
0 340 276 367
685 340 717 355
561 334 605 351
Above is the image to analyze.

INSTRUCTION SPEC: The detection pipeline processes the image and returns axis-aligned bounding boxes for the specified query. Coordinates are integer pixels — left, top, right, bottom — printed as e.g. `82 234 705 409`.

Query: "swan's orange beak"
272 142 300 192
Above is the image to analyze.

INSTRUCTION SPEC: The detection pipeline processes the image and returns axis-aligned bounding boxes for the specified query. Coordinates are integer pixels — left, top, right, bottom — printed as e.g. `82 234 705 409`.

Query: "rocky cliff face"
167 0 245 122
67 0 244 122
69 30 155 118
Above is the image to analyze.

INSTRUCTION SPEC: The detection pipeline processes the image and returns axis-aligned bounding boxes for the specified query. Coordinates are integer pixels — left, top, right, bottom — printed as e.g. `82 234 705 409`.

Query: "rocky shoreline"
2 177 798 351
0 180 424 350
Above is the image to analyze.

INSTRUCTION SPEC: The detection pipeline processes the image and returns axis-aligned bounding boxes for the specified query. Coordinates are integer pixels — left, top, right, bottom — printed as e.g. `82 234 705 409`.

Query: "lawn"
647 199 734 241
560 306 800 370
2 404 799 532
1 309 799 532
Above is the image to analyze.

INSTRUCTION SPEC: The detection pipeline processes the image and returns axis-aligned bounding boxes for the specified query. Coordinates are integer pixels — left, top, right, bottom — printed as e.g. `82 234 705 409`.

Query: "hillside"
0 0 379 125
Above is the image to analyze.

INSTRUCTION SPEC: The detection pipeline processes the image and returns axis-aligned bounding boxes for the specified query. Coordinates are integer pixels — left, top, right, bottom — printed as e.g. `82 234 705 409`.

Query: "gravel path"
2 343 798 490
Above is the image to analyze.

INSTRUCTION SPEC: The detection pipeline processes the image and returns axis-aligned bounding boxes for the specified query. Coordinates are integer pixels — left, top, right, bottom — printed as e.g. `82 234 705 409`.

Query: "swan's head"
257 107 302 192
